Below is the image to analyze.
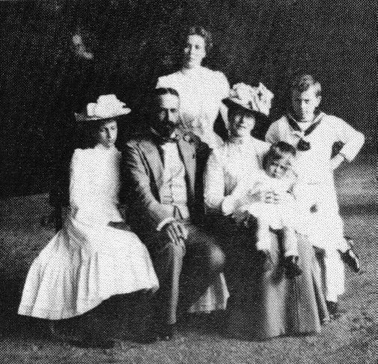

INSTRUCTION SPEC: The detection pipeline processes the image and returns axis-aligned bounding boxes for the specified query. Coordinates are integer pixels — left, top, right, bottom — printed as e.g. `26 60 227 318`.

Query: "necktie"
287 114 323 151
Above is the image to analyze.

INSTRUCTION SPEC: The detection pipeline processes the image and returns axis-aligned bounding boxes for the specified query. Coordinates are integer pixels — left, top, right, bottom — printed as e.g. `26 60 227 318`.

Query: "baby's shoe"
258 250 274 272
284 256 302 279
339 237 360 273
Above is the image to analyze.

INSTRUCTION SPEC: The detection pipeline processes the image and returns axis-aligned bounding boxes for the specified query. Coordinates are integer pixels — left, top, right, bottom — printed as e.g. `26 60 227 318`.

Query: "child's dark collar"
286 111 324 134
286 112 325 151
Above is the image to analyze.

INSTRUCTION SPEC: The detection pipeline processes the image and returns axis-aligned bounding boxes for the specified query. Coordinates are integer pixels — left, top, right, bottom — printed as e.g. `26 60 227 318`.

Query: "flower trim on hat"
228 82 274 116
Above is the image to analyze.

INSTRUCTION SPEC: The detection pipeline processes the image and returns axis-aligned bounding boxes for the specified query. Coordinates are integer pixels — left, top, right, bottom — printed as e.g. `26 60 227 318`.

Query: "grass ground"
0 155 376 364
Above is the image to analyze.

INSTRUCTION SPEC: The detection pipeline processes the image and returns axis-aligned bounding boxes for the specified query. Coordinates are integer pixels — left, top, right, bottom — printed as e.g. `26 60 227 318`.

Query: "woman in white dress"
156 26 230 149
18 95 159 345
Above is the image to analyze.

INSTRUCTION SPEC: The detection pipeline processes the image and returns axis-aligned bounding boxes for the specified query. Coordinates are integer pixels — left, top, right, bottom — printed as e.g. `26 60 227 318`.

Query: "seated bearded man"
121 87 226 341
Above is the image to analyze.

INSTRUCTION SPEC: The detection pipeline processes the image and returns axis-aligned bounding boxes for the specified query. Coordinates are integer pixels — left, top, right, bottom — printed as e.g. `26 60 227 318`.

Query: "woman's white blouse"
157 66 230 148
69 145 123 225
204 137 271 215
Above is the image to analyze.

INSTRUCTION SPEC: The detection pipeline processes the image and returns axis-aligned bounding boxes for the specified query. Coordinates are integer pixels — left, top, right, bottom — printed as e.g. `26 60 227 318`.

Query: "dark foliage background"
0 0 376 196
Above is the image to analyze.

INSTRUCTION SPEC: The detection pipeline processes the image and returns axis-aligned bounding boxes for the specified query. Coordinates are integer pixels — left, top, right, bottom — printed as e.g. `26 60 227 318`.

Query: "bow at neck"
287 112 324 151
150 128 181 145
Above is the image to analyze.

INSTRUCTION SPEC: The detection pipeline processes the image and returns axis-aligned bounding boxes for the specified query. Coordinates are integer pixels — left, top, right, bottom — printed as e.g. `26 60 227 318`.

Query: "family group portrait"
0 0 376 363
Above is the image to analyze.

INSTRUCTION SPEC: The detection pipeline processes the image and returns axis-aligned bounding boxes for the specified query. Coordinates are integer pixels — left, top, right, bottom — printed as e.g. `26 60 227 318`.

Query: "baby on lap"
233 141 302 278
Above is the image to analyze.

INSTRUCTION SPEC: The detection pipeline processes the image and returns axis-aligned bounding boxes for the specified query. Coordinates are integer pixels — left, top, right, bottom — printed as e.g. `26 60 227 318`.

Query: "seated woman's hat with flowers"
223 82 274 116
75 94 131 122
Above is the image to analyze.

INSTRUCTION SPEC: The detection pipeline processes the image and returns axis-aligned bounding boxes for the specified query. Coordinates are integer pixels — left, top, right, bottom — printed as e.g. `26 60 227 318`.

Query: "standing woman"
156 26 230 149
18 95 159 346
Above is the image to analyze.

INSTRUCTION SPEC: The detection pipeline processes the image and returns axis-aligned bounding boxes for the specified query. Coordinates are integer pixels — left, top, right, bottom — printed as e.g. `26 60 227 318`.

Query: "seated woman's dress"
18 145 159 320
156 67 230 148
204 138 329 340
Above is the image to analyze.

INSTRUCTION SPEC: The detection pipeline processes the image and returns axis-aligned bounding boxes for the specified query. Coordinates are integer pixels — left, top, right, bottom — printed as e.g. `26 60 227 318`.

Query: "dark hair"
187 26 213 53
262 141 296 170
148 88 180 126
154 87 180 99
227 104 257 122
291 74 322 97
150 87 179 109
80 119 118 148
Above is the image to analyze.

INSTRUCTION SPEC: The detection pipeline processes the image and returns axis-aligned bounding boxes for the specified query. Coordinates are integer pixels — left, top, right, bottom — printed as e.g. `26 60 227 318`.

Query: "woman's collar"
228 135 253 145
181 65 205 76
94 144 117 152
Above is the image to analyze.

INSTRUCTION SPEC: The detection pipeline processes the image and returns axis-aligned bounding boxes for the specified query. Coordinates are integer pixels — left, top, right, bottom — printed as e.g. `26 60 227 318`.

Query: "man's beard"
156 122 177 138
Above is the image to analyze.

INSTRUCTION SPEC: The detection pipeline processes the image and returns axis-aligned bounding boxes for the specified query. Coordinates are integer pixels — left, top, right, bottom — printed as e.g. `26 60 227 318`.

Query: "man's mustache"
161 121 177 131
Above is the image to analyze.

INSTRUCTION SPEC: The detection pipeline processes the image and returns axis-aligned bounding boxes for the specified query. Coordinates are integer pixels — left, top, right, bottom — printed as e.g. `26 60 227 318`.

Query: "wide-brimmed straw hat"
75 94 131 122
223 82 274 117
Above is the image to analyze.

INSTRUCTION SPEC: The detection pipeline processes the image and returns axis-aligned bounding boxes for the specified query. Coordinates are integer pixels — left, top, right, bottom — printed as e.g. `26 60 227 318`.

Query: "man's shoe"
340 238 360 273
258 250 274 272
134 331 158 344
156 324 175 341
284 256 302 279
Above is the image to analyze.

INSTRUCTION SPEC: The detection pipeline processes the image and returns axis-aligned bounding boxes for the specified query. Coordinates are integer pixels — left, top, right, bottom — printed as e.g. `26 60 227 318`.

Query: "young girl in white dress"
232 141 302 278
266 74 364 317
18 95 159 343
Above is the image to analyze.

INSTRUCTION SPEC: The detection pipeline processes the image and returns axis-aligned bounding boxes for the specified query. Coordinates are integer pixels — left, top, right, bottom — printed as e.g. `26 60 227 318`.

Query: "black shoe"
284 256 302 279
156 324 175 341
340 238 360 273
313 246 326 257
258 250 274 272
326 301 342 319
134 331 158 344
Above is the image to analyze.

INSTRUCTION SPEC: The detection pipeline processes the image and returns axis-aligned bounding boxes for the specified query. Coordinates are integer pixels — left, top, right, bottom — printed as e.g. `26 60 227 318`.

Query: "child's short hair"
263 141 296 170
291 74 322 97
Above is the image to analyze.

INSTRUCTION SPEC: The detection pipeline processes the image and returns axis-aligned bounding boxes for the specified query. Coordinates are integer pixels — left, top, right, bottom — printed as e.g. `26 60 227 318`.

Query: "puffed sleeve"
156 76 165 88
265 120 281 144
216 71 230 99
204 150 226 213
69 149 87 210
156 75 171 89
216 71 231 126
204 149 239 215
331 116 365 162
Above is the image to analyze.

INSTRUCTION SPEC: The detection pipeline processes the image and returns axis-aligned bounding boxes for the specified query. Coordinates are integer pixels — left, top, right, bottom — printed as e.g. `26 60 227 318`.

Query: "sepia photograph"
0 0 376 363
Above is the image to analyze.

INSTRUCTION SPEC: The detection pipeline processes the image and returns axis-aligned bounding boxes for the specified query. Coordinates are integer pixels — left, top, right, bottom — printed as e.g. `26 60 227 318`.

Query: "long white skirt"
18 216 159 320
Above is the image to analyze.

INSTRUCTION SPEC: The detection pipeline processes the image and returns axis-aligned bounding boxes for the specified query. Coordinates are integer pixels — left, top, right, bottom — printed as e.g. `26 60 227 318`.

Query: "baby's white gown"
18 145 159 320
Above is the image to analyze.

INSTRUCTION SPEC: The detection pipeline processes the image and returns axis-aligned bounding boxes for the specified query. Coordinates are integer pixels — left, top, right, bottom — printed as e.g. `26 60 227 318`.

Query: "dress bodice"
157 67 229 148
69 145 123 225
204 137 271 213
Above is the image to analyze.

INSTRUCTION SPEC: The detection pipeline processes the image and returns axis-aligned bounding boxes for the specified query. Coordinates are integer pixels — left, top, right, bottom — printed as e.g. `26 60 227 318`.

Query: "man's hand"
233 210 251 227
163 221 188 248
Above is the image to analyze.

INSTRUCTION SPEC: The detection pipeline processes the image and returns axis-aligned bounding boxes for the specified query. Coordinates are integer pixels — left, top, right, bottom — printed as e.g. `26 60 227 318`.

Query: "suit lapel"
178 139 196 198
139 136 196 199
139 139 164 190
